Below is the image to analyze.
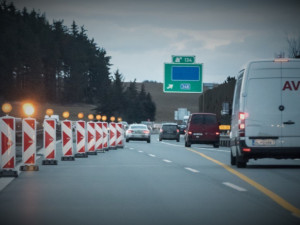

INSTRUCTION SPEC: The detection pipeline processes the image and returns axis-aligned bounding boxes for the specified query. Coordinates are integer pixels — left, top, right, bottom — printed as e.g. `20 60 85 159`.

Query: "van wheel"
176 138 180 142
213 143 219 148
185 140 191 147
236 153 247 168
159 138 162 141
230 151 236 165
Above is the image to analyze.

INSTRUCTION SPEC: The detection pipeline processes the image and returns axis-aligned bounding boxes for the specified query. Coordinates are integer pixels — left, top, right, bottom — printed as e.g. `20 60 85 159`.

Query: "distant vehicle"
230 58 300 168
178 124 186 134
121 121 129 130
184 113 220 148
126 124 151 143
159 123 180 142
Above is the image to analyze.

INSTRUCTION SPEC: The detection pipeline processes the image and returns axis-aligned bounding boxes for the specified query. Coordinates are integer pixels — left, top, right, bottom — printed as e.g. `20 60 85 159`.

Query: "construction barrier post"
75 120 88 158
20 118 39 171
102 122 109 151
109 122 117 150
87 122 97 155
95 122 104 153
116 123 124 148
61 120 75 161
42 118 57 165
0 116 18 177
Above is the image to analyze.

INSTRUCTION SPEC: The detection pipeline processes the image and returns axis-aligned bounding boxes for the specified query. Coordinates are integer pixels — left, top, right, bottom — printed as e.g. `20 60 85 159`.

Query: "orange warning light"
2 103 12 114
117 117 122 122
78 112 84 119
46 108 54 116
88 114 94 120
62 111 70 119
110 116 115 122
102 115 107 121
96 115 101 120
23 103 35 117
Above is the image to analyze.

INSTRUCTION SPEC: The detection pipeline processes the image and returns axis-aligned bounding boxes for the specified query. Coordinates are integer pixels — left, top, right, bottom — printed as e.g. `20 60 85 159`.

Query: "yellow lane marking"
187 147 300 217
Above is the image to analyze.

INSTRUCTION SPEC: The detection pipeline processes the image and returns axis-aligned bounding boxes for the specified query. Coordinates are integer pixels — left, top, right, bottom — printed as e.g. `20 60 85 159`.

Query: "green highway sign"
164 63 203 93
172 55 195 64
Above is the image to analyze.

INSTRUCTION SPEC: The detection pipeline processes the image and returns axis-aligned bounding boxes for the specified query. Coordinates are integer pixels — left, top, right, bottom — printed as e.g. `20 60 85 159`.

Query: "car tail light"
143 130 150 134
127 130 133 133
177 129 179 133
238 112 247 137
188 131 192 135
160 128 163 133
274 58 289 62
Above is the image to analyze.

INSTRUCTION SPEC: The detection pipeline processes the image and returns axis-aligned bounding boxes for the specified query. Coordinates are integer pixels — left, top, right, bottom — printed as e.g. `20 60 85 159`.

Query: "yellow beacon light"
96 115 101 121
117 117 122 122
110 116 115 122
62 111 70 119
88 114 94 120
102 115 107 121
78 112 84 119
23 103 35 117
46 108 54 117
2 103 12 114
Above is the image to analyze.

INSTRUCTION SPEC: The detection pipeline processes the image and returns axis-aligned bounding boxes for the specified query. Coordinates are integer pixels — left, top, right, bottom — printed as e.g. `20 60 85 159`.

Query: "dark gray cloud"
12 0 300 83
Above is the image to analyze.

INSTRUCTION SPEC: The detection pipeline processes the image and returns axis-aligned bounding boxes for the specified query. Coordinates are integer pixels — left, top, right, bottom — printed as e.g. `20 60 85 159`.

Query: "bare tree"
287 36 300 58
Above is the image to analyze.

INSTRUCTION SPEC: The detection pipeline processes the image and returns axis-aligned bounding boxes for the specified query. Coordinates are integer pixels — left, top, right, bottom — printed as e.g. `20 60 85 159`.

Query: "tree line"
0 1 155 123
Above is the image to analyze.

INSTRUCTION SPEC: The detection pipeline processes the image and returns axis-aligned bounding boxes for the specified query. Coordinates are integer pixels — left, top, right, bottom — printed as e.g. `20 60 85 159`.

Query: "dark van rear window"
191 114 217 125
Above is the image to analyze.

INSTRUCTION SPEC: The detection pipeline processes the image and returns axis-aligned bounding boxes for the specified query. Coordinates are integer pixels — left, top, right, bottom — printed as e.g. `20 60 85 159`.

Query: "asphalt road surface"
1 135 300 225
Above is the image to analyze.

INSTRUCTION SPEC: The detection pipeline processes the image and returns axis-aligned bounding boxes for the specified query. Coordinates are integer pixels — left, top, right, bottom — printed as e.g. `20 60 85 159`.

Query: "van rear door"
281 61 300 147
244 62 282 147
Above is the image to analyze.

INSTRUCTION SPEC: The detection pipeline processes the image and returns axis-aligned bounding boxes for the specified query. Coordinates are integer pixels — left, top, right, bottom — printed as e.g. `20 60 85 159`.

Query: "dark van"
184 113 220 148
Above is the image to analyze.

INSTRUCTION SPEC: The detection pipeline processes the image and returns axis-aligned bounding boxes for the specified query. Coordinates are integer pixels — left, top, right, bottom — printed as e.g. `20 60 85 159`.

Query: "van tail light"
238 112 247 137
216 132 220 136
188 131 192 135
243 148 251 152
160 128 163 133
177 129 179 133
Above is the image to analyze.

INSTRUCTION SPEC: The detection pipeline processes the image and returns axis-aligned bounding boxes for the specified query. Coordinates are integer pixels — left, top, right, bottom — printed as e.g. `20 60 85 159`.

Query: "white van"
230 58 300 167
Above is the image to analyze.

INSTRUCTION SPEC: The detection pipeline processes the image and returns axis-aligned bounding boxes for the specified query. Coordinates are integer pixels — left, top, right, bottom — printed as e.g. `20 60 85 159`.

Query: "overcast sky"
12 0 300 83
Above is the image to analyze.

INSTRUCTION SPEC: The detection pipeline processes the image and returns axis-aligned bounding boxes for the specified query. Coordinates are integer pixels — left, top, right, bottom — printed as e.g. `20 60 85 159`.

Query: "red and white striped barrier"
75 120 87 158
0 116 18 177
61 120 75 160
87 122 97 155
43 118 57 165
109 122 117 149
95 122 104 152
21 118 39 171
102 122 108 151
116 123 124 148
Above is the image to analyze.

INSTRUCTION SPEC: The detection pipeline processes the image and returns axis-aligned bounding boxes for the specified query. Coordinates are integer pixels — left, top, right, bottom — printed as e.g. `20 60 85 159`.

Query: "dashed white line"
223 182 247 192
184 167 199 173
163 159 172 163
138 150 143 153
148 154 156 157
130 148 134 150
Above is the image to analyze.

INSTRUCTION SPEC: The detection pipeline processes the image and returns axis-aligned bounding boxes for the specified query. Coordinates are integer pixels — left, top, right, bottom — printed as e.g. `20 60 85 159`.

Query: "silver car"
126 124 151 143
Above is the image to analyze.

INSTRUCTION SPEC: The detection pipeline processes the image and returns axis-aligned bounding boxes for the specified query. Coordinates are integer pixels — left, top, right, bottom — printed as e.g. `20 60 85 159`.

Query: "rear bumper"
187 135 219 144
238 140 300 159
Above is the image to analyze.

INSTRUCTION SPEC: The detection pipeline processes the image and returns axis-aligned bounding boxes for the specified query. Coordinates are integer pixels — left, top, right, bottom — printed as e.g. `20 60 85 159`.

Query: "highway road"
0 135 300 225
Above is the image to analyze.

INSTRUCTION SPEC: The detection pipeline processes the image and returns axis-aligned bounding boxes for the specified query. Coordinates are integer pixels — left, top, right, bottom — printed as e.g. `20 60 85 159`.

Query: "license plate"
194 133 202 135
252 139 276 146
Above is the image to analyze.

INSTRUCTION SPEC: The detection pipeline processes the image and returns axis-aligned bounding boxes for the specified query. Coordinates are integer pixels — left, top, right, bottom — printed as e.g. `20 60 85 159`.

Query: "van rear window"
191 115 217 125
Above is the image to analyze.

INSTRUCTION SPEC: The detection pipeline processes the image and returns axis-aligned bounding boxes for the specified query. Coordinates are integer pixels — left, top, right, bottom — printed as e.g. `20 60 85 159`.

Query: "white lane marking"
223 182 247 192
163 159 172 163
196 147 230 153
130 148 134 150
184 167 199 173
148 154 156 157
161 142 182 148
138 150 143 153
